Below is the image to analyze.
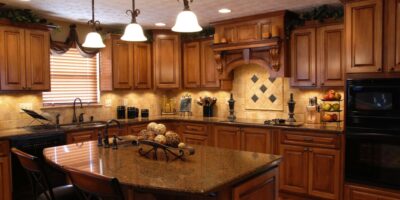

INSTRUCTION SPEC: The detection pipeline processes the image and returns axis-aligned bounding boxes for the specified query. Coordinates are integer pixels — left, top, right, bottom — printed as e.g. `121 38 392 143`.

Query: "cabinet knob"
312 83 316 86
303 147 309 152
377 68 382 72
308 148 313 152
321 82 325 86
391 67 395 72
303 137 314 142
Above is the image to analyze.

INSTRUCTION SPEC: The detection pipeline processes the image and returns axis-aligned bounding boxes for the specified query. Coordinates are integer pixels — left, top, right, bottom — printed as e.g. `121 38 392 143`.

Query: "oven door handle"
346 132 400 138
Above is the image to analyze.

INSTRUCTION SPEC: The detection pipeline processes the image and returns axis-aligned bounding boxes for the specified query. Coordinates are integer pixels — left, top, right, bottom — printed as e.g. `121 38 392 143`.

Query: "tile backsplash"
0 63 343 129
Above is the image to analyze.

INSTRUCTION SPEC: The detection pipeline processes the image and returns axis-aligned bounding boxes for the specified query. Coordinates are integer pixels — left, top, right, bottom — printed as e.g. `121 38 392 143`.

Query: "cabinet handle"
308 148 313 152
377 68 382 72
391 67 395 72
321 82 325 86
303 137 314 142
312 83 316 86
303 147 309 152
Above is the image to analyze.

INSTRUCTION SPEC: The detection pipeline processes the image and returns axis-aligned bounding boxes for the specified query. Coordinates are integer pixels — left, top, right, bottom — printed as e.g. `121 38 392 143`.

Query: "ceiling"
2 0 340 29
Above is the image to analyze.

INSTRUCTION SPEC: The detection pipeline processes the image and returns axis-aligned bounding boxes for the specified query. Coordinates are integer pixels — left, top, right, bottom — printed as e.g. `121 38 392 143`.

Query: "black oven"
346 78 400 189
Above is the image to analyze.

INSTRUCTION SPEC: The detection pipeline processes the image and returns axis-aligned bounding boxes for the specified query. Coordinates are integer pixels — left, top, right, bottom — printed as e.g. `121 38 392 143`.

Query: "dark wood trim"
210 10 288 26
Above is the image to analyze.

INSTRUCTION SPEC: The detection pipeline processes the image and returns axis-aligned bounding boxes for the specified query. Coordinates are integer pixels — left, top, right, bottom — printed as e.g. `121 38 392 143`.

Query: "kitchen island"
43 141 281 200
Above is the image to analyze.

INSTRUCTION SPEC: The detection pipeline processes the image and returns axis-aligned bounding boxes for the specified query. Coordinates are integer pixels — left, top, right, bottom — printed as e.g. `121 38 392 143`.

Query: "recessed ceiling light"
218 8 231 14
19 0 31 2
155 22 166 27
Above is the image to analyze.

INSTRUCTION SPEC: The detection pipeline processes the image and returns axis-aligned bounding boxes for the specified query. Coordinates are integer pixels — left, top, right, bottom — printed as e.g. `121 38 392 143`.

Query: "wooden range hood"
210 11 290 90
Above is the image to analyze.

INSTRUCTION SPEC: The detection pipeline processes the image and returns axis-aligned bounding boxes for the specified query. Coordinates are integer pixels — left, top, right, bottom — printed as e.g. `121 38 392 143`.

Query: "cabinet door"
291 28 316 87
182 134 209 146
233 169 278 200
128 124 147 135
308 147 340 200
133 43 152 89
67 130 96 144
384 0 400 72
0 26 26 90
345 0 383 73
213 126 241 150
344 184 400 200
241 127 274 154
279 145 309 195
153 33 180 89
112 39 132 89
183 42 201 88
201 40 220 88
318 24 345 87
0 156 11 200
25 29 50 91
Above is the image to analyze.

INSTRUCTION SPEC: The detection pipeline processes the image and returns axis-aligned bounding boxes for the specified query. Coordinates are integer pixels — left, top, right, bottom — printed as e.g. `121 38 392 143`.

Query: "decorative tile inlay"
268 77 276 83
251 94 259 103
260 85 267 93
251 75 259 83
269 94 277 103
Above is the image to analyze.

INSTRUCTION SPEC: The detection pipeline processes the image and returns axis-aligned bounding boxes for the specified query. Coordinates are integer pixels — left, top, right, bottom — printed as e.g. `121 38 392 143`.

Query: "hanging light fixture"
121 0 147 41
172 0 202 33
82 0 105 48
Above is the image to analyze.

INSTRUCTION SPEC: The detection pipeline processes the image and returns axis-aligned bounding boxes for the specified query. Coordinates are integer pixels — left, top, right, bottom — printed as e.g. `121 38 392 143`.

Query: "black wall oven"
346 78 400 189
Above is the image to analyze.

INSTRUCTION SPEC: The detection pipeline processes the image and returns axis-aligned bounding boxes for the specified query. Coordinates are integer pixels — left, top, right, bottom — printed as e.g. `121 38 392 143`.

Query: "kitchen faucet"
103 119 121 148
72 98 83 123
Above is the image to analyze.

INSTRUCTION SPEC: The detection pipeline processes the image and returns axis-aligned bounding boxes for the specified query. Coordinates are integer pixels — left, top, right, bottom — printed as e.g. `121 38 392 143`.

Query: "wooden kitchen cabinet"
233 168 278 200
0 140 11 200
153 31 181 89
0 26 50 91
345 184 400 200
183 41 201 88
213 125 241 150
67 130 97 144
181 123 209 145
291 24 345 87
318 24 345 87
279 131 341 200
128 124 147 135
291 28 317 87
345 0 383 73
100 34 152 91
280 144 309 195
241 127 274 154
384 0 400 73
182 39 220 89
182 134 209 146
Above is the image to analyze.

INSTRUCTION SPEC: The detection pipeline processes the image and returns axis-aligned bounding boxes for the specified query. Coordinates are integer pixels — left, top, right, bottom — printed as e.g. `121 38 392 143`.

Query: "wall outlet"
105 99 112 107
19 103 33 112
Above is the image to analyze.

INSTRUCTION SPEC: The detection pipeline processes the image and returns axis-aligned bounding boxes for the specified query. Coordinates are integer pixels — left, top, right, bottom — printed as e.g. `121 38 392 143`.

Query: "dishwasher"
10 132 67 200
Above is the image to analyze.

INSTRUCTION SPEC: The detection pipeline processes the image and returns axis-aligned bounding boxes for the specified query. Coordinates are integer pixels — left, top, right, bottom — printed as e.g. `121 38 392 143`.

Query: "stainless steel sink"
59 121 106 129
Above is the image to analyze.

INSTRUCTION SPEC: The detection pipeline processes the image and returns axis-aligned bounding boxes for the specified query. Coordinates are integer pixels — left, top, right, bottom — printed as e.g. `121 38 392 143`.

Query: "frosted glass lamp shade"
172 10 202 33
121 23 147 42
82 32 105 48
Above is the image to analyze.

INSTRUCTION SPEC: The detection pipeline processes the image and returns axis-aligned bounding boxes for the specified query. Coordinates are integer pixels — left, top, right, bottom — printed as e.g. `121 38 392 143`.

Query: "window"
42 48 99 105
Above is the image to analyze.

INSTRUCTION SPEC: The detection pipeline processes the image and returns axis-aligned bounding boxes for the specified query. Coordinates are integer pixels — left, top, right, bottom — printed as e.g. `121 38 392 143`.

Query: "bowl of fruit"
322 90 342 101
322 113 339 122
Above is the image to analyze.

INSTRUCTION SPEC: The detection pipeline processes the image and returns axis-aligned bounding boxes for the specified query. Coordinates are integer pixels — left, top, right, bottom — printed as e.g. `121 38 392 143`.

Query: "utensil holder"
203 106 214 117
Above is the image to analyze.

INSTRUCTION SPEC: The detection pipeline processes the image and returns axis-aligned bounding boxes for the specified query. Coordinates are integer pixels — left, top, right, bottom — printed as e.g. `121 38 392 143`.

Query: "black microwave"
346 78 400 130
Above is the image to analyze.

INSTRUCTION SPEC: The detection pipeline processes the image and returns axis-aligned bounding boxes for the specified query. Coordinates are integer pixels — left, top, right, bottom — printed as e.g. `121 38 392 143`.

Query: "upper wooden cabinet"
100 34 152 91
183 39 220 89
291 24 345 87
345 0 383 73
153 31 181 89
291 28 317 87
0 26 50 91
384 0 400 73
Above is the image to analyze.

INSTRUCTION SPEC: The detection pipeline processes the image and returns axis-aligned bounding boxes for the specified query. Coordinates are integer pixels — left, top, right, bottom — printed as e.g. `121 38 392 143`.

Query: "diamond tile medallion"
243 65 284 111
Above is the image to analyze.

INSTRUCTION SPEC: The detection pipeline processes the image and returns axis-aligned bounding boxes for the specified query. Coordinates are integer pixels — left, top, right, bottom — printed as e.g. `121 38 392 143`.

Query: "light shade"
121 23 147 42
172 10 202 33
82 32 105 48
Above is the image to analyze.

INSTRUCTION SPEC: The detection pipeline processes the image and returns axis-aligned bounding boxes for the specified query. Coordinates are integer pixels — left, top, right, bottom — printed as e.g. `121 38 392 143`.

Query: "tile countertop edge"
0 116 343 139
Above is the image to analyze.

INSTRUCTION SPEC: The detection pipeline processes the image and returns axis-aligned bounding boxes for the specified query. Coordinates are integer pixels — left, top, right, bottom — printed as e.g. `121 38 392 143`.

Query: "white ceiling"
2 0 340 29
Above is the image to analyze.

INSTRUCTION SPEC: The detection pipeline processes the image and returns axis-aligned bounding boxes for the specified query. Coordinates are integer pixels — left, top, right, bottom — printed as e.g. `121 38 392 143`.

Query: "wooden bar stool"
11 148 78 200
64 166 125 200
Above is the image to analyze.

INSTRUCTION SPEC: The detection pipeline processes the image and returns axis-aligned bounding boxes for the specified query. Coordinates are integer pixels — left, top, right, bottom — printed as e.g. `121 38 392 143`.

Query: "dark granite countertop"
0 116 343 140
43 141 281 195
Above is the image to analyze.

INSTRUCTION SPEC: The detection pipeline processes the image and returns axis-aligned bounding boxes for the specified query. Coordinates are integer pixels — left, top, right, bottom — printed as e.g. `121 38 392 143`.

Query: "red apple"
331 114 338 121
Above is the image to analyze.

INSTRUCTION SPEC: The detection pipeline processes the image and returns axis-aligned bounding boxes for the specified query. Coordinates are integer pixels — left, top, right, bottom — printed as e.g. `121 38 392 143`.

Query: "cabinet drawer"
0 140 9 157
128 124 147 136
281 130 340 149
181 123 207 135
67 130 96 144
182 134 209 146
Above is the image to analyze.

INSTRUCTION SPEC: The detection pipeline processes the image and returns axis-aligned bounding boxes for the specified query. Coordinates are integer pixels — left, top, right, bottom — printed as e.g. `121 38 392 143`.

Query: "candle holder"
287 93 296 123
227 93 236 122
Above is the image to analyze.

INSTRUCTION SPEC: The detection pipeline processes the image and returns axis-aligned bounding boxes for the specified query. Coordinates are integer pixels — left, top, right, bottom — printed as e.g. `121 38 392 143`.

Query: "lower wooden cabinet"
182 134 209 146
241 127 274 154
279 132 341 200
213 125 241 150
128 124 147 136
0 140 11 200
344 184 400 200
233 168 278 200
66 130 97 144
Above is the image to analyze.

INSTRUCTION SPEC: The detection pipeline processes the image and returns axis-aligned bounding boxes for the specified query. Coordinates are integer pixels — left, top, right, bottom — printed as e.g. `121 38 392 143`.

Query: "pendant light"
121 0 147 41
82 0 105 48
172 0 202 33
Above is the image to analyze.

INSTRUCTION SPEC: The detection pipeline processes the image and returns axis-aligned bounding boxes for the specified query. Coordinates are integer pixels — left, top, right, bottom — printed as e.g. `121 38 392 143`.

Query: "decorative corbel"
242 49 250 64
214 51 223 74
267 47 280 72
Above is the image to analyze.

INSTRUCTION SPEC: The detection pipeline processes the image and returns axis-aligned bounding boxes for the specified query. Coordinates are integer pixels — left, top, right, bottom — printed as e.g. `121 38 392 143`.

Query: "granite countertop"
0 116 343 139
43 141 281 195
